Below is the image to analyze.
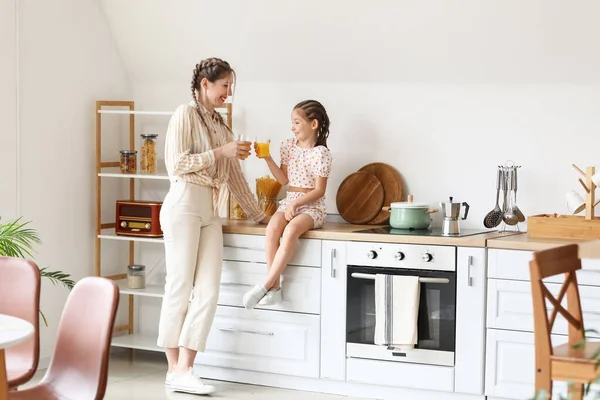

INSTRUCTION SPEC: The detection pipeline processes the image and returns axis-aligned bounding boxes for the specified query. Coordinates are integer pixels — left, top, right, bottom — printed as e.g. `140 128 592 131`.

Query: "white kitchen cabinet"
487 279 600 337
483 329 599 400
319 240 347 381
454 247 487 395
196 306 321 378
223 233 321 267
219 260 321 314
488 249 600 286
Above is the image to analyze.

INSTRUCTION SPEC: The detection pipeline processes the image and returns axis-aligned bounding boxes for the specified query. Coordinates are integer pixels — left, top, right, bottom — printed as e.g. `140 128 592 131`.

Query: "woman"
158 57 269 395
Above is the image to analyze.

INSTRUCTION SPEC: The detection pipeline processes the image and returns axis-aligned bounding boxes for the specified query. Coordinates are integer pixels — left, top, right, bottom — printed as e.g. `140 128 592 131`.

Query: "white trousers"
157 182 223 351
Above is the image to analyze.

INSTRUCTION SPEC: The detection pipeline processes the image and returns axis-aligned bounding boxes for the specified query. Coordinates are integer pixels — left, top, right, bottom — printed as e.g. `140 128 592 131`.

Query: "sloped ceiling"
101 0 600 84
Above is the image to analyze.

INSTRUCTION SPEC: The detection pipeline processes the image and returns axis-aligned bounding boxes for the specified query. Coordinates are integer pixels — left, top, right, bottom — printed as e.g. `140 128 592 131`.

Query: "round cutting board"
358 163 404 224
336 171 385 224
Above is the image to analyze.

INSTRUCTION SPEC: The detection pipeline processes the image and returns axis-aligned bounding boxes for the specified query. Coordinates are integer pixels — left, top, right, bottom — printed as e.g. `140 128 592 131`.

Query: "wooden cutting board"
336 171 385 224
359 162 404 224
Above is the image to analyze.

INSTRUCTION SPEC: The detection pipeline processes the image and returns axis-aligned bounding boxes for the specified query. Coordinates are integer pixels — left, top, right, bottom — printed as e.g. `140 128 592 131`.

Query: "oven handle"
350 272 449 284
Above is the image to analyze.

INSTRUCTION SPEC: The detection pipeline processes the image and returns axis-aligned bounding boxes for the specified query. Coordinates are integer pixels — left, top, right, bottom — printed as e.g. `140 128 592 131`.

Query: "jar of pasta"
229 198 247 220
120 150 137 174
140 134 158 174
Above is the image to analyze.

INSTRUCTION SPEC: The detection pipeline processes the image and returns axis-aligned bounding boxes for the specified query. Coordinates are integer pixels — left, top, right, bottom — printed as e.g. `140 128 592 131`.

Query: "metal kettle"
440 196 470 236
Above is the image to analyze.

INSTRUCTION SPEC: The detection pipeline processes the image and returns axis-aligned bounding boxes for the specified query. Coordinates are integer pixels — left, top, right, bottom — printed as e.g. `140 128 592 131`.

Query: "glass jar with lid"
127 264 146 289
140 133 158 174
120 150 137 174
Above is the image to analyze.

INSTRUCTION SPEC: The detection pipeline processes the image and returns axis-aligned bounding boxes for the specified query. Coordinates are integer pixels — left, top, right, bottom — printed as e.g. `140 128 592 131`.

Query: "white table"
0 314 34 400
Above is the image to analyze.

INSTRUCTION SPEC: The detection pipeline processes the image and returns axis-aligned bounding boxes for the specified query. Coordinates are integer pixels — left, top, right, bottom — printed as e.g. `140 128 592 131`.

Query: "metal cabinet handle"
223 245 264 251
330 248 336 278
221 282 252 287
467 255 473 287
218 327 274 336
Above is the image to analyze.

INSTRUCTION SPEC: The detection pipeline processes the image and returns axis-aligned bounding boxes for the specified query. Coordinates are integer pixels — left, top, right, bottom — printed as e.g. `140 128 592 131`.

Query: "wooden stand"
528 164 600 240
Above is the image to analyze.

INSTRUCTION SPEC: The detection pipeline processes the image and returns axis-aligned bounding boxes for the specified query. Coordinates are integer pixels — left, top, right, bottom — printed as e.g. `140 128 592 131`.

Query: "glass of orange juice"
237 133 251 160
255 137 270 159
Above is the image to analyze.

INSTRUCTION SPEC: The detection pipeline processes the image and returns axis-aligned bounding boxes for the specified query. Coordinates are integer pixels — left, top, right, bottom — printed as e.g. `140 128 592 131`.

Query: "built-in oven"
346 242 457 367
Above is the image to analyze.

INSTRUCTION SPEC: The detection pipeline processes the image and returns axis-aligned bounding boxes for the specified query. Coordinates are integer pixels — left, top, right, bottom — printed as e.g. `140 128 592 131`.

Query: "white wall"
1 0 132 361
99 0 600 229
0 0 18 219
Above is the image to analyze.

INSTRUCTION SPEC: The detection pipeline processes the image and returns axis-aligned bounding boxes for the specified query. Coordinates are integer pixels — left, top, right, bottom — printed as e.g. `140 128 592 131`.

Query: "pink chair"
0 256 41 389
9 276 119 400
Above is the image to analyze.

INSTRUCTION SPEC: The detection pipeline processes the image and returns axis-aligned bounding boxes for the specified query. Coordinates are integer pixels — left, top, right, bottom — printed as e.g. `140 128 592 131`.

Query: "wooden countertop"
221 219 517 247
484 233 600 258
486 234 585 252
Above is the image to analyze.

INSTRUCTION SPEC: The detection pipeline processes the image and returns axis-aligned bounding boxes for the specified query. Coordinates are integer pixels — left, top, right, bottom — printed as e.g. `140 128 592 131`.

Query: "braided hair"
293 100 330 148
190 57 235 131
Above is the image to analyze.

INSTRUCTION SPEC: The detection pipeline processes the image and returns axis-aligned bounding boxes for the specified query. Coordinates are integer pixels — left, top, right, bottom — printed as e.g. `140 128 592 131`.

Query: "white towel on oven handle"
374 274 420 351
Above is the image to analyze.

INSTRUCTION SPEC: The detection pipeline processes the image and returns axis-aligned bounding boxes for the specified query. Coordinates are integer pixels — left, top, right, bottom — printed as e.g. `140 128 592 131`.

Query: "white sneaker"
242 284 267 309
169 368 215 395
165 371 174 386
258 288 282 306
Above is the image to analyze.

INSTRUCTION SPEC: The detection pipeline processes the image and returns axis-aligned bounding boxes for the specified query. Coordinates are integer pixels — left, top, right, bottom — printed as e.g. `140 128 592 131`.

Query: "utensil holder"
528 164 600 240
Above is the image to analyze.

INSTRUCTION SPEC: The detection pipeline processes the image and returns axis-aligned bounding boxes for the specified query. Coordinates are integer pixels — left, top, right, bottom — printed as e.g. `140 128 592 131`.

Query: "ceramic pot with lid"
383 195 438 230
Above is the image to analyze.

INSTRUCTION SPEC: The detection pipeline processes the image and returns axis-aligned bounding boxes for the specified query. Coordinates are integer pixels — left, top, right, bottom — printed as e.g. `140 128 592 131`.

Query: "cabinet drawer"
196 306 320 378
223 234 321 267
488 249 600 286
346 358 454 392
484 329 595 399
219 261 321 314
487 279 600 337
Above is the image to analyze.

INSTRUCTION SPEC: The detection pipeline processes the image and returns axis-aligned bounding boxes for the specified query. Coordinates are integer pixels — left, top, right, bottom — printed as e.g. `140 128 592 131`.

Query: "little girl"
243 100 332 309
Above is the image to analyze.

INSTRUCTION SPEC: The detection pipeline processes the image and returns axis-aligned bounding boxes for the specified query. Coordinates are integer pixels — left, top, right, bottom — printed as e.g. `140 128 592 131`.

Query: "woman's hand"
284 202 297 221
216 141 251 160
259 215 271 225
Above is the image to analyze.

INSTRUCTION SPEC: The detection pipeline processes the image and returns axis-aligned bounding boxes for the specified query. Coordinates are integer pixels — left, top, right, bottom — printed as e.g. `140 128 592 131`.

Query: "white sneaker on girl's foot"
169 368 215 395
258 288 282 306
243 284 267 309
165 371 174 386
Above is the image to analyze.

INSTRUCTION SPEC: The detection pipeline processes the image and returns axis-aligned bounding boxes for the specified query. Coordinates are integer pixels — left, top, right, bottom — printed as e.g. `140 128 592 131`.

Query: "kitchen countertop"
221 219 517 247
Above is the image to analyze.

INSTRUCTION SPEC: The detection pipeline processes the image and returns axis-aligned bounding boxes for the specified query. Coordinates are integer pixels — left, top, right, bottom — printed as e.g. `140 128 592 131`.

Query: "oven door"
346 265 456 366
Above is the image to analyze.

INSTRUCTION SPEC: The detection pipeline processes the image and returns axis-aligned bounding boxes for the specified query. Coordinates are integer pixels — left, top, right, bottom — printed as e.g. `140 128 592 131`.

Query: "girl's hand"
284 202 297 221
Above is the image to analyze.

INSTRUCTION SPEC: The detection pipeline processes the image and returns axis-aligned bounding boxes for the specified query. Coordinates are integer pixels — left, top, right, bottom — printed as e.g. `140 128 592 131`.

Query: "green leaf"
0 217 41 258
39 309 48 327
39 267 75 290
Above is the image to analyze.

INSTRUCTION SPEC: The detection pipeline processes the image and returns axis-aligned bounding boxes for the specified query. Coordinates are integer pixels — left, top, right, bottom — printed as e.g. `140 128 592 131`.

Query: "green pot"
385 202 437 230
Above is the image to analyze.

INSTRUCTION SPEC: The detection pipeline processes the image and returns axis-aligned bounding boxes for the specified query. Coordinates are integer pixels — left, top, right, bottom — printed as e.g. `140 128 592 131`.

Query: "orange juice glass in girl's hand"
255 138 270 158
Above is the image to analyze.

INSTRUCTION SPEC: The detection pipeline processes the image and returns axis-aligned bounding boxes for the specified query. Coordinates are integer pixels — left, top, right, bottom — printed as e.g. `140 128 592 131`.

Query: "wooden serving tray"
528 214 600 240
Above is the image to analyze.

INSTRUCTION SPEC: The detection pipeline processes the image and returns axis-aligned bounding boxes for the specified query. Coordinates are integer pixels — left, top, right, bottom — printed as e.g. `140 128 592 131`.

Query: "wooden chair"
530 244 600 400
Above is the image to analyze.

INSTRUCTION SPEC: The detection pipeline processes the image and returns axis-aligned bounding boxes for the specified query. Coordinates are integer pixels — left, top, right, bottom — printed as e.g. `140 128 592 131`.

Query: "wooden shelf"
116 280 164 298
98 110 173 115
111 333 162 352
98 169 170 180
98 229 165 244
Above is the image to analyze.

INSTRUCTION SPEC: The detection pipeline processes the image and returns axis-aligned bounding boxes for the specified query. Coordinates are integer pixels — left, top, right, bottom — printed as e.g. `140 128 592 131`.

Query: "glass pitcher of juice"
255 137 270 159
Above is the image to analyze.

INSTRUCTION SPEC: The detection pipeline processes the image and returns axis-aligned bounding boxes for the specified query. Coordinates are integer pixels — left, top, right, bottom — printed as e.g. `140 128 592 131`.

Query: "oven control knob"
422 253 433 262
120 221 127 228
145 223 151 230
367 250 378 259
395 252 405 261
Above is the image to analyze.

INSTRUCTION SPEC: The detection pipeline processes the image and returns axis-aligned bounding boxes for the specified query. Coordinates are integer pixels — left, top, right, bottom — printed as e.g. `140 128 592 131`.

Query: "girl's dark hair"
190 57 235 131
294 100 330 148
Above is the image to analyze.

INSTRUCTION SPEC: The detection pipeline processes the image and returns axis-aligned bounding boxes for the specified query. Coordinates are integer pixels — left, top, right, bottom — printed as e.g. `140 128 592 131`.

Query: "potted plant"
0 217 75 325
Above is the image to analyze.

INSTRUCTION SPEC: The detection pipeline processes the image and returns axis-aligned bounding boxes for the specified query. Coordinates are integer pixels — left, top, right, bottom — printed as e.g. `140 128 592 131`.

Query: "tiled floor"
23 350 375 400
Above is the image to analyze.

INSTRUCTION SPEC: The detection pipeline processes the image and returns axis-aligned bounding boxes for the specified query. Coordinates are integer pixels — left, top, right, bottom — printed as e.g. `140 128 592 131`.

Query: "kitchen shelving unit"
95 100 232 351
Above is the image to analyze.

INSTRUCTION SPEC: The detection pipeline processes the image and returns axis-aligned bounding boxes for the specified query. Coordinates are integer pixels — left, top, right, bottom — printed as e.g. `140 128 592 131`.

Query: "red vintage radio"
115 200 163 237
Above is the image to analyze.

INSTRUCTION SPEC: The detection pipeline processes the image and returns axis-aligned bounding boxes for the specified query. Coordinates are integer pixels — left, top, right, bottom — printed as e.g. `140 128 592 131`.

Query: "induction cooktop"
353 226 493 237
